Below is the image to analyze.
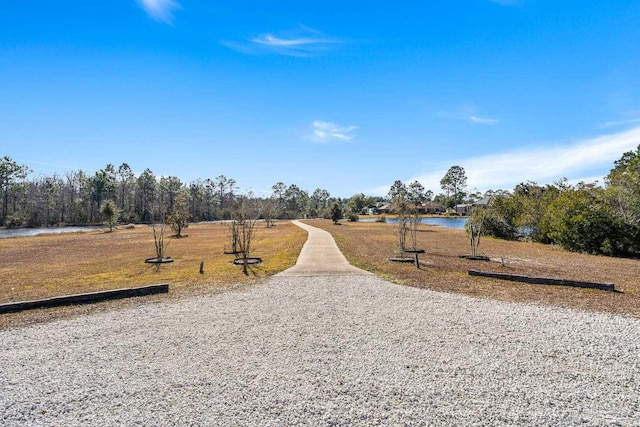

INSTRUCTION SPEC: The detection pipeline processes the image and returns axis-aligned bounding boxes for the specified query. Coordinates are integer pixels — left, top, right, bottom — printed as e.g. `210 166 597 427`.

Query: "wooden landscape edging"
468 270 617 292
0 284 169 314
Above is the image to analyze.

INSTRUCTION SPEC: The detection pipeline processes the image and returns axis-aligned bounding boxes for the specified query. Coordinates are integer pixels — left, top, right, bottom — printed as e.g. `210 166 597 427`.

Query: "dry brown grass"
305 219 640 317
0 221 306 328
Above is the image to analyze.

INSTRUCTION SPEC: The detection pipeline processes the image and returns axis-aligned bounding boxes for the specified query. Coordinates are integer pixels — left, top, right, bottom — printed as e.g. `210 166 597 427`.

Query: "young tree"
150 222 171 269
407 181 426 251
165 194 190 237
232 194 261 274
100 199 120 232
465 208 486 257
261 197 278 228
227 217 241 254
388 180 410 252
330 202 342 224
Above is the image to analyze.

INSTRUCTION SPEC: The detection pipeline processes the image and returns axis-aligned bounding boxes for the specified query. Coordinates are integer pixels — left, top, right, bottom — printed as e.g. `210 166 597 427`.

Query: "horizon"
2 1 640 198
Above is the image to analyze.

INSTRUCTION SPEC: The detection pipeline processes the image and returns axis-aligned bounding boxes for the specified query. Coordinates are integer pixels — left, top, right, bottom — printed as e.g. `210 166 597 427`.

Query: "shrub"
331 203 342 224
539 186 640 257
478 209 518 240
3 214 25 228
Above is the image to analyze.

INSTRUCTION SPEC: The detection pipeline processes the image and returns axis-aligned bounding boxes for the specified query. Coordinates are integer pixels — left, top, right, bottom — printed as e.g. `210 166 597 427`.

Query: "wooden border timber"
468 270 617 292
0 284 169 314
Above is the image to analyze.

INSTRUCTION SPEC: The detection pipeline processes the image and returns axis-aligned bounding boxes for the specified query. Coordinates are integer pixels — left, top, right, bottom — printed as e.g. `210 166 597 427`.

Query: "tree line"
3 146 639 258
0 158 355 227
0 156 480 229
468 145 640 257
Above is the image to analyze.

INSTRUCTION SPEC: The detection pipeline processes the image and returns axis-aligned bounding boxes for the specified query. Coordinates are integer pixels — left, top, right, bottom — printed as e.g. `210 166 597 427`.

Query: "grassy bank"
305 219 640 317
1 221 306 328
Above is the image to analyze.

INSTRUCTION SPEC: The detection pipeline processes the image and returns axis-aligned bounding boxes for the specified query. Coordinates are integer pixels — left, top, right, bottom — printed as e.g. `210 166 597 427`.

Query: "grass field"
3 218 639 328
0 221 307 328
304 219 640 317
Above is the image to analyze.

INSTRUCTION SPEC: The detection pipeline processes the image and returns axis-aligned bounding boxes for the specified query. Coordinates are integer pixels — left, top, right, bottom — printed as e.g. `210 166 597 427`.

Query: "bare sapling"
408 206 421 251
388 181 410 254
261 198 278 228
468 222 482 257
226 218 241 254
232 194 261 275
407 180 426 252
397 208 409 253
151 222 171 269
465 208 486 258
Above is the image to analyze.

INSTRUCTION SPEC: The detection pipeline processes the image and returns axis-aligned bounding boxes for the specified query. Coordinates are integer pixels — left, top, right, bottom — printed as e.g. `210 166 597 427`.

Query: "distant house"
472 197 492 208
361 205 379 215
454 203 473 215
455 197 492 215
418 201 446 214
377 204 392 214
376 202 445 215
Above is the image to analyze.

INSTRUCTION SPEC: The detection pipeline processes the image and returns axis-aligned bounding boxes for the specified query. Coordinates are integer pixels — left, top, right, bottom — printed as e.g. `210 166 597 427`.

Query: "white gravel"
1 275 639 426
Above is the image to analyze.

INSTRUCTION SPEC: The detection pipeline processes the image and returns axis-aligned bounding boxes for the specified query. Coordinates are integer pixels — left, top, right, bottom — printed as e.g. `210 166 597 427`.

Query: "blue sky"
2 0 640 198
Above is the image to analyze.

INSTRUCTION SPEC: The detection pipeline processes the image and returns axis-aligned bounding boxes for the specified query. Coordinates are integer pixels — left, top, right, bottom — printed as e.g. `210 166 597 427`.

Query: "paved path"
1 221 639 426
277 220 371 277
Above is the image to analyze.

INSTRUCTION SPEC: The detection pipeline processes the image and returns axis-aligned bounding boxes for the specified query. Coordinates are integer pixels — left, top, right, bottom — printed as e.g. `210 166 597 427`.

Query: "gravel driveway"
1 222 639 426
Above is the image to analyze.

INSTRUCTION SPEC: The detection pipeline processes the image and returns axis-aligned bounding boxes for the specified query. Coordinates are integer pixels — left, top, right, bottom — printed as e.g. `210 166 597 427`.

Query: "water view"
0 226 107 239
0 217 469 239
358 216 468 230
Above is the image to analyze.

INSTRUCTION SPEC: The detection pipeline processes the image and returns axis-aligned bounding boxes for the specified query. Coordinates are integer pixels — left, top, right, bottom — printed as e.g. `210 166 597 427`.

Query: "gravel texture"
1 275 639 426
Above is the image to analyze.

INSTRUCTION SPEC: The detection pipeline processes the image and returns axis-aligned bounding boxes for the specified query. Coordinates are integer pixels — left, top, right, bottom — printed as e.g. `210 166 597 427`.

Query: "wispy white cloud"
137 0 180 25
252 34 327 48
438 105 500 125
469 115 500 125
600 116 640 129
370 126 640 196
224 26 340 57
309 120 357 143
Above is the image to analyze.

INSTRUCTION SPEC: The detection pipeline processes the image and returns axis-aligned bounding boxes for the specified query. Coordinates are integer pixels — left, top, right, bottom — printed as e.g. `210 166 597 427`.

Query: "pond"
358 216 468 230
0 226 107 239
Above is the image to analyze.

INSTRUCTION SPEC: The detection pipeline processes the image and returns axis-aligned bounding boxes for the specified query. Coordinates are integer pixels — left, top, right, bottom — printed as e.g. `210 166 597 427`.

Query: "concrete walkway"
277 220 371 277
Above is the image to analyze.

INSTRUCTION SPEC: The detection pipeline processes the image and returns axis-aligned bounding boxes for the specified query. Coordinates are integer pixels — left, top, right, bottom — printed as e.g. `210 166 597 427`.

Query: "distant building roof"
472 197 492 207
